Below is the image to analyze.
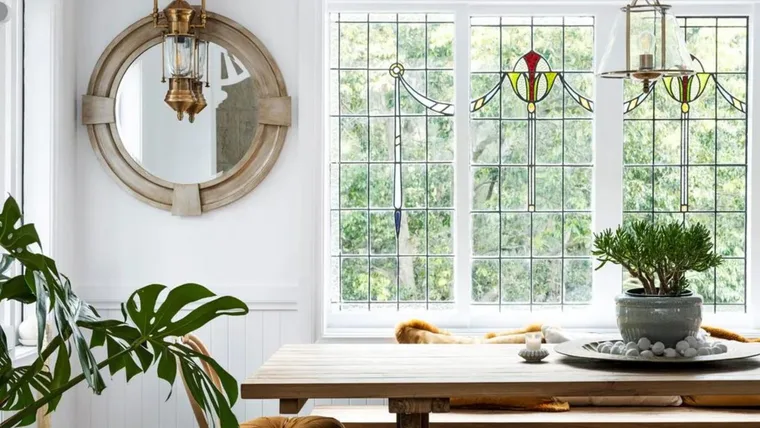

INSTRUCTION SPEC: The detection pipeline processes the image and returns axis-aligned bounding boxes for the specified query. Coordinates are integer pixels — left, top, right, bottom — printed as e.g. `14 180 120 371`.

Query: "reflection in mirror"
116 42 258 184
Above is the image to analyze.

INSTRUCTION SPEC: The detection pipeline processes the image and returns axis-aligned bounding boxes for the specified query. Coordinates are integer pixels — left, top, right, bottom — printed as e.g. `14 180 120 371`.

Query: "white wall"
73 0 320 426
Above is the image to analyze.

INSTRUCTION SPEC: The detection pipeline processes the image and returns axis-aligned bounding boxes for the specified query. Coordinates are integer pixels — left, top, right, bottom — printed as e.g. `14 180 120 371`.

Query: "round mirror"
115 41 258 184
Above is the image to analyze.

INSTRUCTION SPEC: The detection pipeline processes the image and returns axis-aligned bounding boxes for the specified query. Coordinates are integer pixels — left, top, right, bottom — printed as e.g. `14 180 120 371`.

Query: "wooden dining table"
241 343 760 428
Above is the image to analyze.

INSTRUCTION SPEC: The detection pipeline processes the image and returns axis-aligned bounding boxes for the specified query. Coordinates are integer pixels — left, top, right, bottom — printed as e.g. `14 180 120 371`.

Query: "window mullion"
591 5 624 326
748 4 760 328
454 5 472 323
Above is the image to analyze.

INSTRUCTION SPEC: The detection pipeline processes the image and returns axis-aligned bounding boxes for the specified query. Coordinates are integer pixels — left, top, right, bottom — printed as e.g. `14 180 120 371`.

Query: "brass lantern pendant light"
598 0 694 93
153 0 210 122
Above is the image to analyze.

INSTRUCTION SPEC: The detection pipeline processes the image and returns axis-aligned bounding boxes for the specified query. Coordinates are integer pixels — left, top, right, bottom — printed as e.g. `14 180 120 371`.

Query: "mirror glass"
115 42 258 184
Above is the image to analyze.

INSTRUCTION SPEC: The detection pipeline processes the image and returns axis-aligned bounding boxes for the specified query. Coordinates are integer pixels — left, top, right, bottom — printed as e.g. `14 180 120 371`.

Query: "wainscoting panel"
71 306 310 428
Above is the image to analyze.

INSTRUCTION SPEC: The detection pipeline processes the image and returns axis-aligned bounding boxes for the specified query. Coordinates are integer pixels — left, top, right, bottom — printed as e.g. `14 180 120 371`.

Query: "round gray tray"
555 339 760 363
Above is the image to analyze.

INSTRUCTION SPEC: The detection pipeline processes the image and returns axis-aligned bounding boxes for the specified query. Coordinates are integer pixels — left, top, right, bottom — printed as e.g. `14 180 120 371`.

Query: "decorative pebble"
594 335 732 360
712 344 728 354
685 336 699 348
637 337 651 351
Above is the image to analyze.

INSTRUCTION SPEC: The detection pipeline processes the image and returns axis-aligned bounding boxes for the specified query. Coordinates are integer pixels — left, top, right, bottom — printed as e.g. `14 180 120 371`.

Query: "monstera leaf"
85 284 248 428
0 197 106 399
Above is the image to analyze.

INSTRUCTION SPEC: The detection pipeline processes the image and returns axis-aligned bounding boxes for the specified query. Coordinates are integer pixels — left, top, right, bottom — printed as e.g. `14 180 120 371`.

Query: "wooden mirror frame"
82 12 290 216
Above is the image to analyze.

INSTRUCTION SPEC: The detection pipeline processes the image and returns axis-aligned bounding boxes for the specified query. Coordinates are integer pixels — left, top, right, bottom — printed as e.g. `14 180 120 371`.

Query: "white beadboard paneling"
227 314 247 421
245 311 264 421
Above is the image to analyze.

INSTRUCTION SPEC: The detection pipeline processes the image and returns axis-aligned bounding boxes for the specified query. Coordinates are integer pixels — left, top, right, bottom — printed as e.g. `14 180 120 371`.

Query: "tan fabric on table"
179 335 345 428
241 416 344 428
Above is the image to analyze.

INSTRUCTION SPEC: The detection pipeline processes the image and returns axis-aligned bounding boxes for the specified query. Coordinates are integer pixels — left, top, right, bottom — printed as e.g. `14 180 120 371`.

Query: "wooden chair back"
179 334 223 428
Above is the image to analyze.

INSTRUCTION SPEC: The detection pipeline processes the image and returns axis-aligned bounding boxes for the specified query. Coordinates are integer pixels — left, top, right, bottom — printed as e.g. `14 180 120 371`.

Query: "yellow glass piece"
680 204 688 212
528 204 535 212
682 103 689 113
474 98 484 111
527 103 536 113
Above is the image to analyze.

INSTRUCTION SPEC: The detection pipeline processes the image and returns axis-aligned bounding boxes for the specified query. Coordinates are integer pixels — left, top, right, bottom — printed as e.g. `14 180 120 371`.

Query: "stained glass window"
329 13 456 311
469 16 595 311
623 17 748 312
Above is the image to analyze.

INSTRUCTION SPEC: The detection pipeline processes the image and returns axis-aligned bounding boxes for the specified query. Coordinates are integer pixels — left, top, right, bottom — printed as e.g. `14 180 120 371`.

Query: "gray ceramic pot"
615 288 702 348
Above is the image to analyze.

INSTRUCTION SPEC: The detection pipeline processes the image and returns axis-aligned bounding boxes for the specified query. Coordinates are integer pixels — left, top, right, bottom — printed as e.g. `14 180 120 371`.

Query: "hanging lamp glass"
153 0 207 121
188 39 210 123
598 0 694 93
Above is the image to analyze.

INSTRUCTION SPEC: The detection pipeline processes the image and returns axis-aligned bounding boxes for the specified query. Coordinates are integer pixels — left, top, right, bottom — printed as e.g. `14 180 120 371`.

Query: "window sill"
318 327 621 343
319 326 760 343
9 346 37 365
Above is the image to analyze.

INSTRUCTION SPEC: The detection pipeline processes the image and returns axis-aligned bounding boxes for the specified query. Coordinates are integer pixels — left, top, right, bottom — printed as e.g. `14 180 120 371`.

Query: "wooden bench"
312 405 760 427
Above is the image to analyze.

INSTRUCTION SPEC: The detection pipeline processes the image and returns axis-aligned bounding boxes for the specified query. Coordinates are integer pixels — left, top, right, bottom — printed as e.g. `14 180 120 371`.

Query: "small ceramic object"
683 348 698 358
675 340 690 353
610 345 623 355
637 337 651 351
625 349 640 357
697 347 711 356
624 341 637 351
519 348 549 363
599 344 612 354
17 316 38 345
685 336 699 348
615 341 625 348
640 350 655 358
651 342 665 355
664 348 678 358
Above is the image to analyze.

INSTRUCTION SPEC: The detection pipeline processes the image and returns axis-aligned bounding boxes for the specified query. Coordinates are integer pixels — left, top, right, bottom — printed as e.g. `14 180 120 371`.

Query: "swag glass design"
330 13 456 311
470 16 595 311
623 17 748 312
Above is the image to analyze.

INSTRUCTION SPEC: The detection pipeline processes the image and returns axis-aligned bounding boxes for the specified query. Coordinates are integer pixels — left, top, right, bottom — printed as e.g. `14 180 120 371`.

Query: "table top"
241 344 760 400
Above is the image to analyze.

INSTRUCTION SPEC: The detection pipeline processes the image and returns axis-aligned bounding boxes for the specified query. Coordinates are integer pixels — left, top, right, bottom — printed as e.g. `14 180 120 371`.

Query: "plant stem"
0 341 142 428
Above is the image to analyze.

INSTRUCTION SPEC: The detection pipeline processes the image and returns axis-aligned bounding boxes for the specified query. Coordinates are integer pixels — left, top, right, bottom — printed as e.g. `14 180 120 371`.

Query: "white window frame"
0 0 24 344
311 0 760 339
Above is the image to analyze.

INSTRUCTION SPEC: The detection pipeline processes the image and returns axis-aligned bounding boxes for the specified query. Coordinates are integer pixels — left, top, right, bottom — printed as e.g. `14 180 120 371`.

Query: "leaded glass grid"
469 16 595 311
623 16 748 313
329 13 456 311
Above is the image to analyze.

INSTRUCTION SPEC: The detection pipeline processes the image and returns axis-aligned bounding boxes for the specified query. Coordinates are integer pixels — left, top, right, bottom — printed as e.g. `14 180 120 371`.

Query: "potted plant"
592 220 722 347
0 196 248 427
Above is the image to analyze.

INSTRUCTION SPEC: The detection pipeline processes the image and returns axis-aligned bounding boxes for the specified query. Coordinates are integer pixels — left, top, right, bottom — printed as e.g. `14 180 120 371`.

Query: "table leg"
389 398 448 428
396 413 429 428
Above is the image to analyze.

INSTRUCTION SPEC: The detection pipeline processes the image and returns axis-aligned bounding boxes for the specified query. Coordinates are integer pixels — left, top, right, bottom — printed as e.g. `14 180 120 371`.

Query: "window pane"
623 16 748 313
330 13 454 312
470 16 595 312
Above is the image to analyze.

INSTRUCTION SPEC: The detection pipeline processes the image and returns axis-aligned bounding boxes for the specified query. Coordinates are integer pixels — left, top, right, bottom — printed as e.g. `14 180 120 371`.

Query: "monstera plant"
0 196 248 427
